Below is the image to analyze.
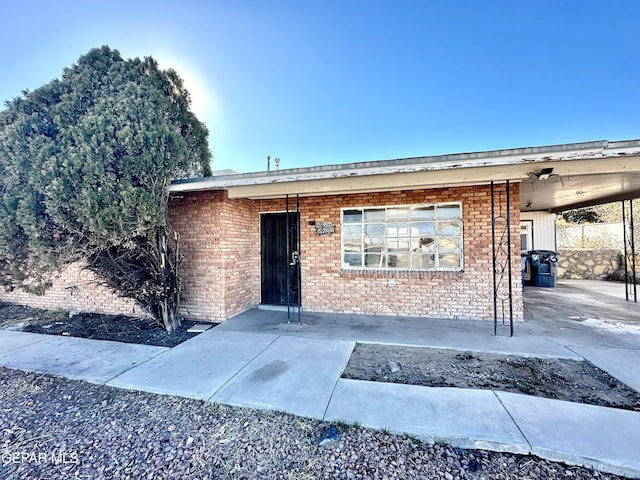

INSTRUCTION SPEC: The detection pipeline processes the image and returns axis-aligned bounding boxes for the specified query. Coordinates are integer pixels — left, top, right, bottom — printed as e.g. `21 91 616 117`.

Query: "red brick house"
168 185 518 323
167 139 640 324
2 139 639 326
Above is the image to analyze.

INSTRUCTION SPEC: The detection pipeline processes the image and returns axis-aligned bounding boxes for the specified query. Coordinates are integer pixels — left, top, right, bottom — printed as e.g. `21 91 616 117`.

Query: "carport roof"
170 139 640 212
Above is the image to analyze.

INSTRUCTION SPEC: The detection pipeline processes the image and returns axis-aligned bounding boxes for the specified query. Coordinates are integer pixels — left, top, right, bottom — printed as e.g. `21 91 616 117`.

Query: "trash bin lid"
528 250 558 263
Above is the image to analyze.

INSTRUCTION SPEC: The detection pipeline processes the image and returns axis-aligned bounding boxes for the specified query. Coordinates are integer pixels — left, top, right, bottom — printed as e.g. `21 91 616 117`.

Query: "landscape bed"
342 343 640 412
0 302 208 348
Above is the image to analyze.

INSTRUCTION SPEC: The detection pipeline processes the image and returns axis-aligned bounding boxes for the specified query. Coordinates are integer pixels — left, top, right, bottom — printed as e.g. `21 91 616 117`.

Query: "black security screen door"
260 212 300 305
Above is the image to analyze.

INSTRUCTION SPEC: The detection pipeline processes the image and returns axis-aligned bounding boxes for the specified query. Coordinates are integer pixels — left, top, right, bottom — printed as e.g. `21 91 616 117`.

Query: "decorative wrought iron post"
297 194 302 322
631 199 638 303
491 181 514 336
286 195 291 319
622 199 637 303
286 194 302 322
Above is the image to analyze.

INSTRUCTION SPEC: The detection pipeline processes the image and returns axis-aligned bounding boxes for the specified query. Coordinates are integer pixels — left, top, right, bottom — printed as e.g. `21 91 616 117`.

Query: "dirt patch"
0 302 212 347
342 343 640 412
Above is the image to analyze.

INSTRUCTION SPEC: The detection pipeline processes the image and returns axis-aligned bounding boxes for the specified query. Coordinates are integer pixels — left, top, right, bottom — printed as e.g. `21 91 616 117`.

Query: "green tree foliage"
0 46 211 331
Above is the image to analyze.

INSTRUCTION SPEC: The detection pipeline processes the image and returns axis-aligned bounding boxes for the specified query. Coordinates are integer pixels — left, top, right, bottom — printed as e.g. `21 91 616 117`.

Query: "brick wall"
169 183 522 322
1 183 522 323
168 190 259 321
273 185 521 321
0 261 142 316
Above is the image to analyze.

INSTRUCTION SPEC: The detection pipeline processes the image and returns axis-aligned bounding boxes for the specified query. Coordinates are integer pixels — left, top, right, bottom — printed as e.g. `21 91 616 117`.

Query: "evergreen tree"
0 46 212 331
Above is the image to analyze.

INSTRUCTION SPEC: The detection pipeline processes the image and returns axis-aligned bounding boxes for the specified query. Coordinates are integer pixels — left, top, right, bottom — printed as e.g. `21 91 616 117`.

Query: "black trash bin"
528 250 559 287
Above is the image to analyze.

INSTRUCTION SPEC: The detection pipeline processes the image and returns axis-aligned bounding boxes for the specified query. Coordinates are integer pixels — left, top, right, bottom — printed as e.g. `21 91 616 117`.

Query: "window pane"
387 208 409 220
417 237 436 251
387 223 409 236
343 225 362 253
344 253 362 267
436 204 461 219
343 224 361 239
364 208 385 222
437 220 461 236
365 253 383 267
411 206 435 220
364 223 384 250
343 209 362 223
414 222 435 236
387 223 410 251
439 253 460 269
412 253 435 269
438 237 460 251
388 254 409 268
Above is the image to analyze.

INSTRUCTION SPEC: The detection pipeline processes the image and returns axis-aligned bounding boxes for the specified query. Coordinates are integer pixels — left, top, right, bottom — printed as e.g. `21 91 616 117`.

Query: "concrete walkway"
1 282 640 478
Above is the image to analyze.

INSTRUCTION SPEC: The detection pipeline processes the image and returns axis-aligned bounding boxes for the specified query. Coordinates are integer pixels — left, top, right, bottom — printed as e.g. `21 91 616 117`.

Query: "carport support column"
622 199 637 303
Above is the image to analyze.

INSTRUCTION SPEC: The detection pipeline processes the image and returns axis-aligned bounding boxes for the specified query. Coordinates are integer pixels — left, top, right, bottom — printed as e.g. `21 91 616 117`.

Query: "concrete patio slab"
0 330 50 353
212 336 354 419
522 284 640 350
324 379 530 454
0 335 168 384
496 391 640 478
559 279 630 300
107 330 279 400
567 345 640 393
218 309 580 359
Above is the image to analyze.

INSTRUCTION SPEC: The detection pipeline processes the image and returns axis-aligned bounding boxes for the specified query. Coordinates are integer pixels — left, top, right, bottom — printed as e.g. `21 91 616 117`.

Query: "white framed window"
520 220 533 253
341 202 463 271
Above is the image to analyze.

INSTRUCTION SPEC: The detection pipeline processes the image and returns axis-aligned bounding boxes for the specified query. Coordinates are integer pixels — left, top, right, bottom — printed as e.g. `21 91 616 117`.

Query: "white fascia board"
169 139 640 195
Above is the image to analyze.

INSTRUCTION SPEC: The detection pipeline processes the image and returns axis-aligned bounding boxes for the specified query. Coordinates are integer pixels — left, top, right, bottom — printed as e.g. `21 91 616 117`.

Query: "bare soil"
0 302 209 348
342 343 640 412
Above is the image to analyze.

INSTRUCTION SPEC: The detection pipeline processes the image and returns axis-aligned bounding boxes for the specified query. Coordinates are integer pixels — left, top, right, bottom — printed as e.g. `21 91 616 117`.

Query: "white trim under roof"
169 140 640 210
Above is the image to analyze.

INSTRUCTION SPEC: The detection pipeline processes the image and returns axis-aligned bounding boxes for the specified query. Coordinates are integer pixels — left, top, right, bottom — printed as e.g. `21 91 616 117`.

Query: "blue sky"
2 1 639 174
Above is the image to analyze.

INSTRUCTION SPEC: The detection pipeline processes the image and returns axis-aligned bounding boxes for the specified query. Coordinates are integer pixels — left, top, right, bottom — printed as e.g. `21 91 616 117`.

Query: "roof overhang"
170 139 640 211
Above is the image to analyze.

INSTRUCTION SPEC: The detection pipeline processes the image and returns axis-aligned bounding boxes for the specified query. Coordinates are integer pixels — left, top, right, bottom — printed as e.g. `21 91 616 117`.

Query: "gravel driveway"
0 367 628 480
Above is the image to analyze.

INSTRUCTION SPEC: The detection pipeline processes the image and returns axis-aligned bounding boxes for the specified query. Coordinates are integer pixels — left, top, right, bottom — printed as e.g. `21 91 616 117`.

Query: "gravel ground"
0 367 629 480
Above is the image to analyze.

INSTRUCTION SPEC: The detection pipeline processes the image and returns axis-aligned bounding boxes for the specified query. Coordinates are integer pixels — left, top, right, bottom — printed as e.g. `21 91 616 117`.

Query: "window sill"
341 268 464 278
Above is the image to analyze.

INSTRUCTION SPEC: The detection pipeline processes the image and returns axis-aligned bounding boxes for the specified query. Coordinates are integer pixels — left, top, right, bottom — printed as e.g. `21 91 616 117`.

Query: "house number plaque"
315 221 335 235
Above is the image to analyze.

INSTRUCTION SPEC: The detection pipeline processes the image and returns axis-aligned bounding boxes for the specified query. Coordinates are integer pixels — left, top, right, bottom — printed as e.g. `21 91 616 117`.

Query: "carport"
500 139 640 335
482 139 640 335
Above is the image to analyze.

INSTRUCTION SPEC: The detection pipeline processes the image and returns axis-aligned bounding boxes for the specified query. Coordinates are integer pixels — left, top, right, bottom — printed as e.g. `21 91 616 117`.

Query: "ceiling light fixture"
526 167 555 181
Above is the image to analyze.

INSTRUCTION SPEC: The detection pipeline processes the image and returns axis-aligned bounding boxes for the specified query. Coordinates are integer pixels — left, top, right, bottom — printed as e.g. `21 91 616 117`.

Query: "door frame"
259 211 301 307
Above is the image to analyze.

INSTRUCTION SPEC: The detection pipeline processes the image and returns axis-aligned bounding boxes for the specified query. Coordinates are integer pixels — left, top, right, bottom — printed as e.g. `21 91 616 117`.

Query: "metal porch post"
286 195 291 320
491 181 514 336
629 200 637 302
506 180 514 337
491 182 498 335
296 194 302 323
